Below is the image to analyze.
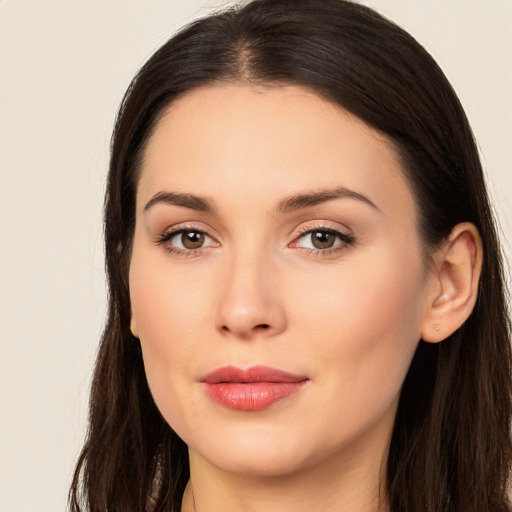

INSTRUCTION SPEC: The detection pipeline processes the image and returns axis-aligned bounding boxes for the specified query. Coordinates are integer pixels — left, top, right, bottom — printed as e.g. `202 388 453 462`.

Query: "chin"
186 424 328 478
199 447 311 477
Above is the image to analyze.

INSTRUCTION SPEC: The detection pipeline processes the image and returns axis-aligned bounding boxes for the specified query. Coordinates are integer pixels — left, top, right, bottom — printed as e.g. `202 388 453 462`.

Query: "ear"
421 222 483 343
130 307 140 339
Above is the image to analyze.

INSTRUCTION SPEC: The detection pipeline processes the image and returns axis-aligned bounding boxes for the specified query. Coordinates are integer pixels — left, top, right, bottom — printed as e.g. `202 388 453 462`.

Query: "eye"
157 227 219 254
291 227 354 252
308 230 338 249
176 230 206 249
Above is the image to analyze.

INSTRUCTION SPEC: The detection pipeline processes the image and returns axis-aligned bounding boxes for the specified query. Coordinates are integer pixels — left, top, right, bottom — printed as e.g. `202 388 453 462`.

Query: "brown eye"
181 230 205 249
290 226 354 253
157 227 219 255
311 231 336 249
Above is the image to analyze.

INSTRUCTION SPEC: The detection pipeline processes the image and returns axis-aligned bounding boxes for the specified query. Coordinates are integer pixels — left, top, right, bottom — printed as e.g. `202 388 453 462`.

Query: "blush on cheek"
314 261 423 381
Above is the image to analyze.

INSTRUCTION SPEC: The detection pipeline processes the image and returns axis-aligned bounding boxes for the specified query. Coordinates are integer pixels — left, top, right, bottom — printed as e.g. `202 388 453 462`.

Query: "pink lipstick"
201 365 308 411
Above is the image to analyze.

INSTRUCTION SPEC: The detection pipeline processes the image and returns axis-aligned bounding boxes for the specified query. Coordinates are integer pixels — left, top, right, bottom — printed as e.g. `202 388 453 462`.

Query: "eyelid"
154 222 220 256
154 221 218 239
153 220 354 257
292 221 353 240
288 221 355 253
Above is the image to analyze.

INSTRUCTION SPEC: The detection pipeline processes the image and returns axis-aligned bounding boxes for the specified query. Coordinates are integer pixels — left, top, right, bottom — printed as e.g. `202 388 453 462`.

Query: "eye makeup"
154 220 356 259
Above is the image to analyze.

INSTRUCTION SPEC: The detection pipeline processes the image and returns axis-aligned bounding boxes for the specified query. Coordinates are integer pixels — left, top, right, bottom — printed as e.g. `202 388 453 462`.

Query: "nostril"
220 323 271 334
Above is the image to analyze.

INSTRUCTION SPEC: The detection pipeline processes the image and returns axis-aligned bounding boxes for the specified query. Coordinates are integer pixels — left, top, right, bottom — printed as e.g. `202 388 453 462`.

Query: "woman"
69 0 512 511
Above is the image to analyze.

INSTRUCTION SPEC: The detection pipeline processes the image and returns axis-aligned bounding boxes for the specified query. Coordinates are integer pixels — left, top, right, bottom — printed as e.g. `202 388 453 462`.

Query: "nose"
215 251 287 339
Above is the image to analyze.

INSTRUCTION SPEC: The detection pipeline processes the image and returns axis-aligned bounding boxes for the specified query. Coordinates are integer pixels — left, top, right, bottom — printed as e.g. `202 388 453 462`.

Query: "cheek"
129 242 213 345
129 271 212 446
303 240 425 339
128 248 211 418
293 245 426 412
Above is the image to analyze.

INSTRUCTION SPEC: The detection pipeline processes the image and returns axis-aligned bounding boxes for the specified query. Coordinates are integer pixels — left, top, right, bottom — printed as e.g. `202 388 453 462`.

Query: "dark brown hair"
69 1 512 510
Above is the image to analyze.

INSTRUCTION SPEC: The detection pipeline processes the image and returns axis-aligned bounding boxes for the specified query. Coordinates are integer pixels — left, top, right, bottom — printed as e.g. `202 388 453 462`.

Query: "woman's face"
129 85 433 476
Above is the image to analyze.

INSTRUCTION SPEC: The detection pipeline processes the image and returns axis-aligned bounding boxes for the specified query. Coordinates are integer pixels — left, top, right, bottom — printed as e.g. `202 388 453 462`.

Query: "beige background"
0 1 510 510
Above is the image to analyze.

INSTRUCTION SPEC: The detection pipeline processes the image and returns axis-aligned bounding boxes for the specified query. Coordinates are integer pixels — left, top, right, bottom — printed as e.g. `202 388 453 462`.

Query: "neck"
181 436 390 512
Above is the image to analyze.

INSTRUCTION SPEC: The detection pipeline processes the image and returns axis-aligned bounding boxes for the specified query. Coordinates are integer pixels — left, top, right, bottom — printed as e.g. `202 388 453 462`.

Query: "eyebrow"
143 186 379 215
144 191 217 213
276 186 379 213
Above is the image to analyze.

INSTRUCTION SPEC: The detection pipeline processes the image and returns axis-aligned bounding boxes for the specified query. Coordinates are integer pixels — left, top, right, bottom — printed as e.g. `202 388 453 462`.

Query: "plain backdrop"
1 1 511 510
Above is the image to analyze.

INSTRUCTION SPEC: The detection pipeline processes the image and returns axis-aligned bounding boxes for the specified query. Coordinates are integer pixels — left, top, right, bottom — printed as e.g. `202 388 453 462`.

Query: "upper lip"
201 365 308 384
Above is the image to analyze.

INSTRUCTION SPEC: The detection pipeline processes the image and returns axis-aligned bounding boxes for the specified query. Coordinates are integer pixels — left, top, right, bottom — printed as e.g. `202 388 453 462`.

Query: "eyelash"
155 224 217 258
290 225 355 256
155 223 355 258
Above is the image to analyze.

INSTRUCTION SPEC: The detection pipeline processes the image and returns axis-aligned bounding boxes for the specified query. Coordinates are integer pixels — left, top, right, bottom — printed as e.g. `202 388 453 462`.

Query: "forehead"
138 84 415 219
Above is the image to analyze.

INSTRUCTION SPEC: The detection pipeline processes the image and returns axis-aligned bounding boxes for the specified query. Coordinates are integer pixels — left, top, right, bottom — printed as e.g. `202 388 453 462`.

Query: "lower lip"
203 381 307 411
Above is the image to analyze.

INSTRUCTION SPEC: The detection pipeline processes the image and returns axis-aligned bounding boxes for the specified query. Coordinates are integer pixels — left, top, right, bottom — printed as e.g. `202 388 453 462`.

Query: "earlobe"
130 309 140 339
421 222 483 343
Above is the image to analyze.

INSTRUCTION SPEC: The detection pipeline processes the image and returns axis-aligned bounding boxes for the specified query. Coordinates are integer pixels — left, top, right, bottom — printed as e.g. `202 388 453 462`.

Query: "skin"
129 85 481 512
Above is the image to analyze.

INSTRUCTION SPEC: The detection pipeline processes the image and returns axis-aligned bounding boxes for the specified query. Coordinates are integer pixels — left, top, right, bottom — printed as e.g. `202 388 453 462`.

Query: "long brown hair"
69 1 512 510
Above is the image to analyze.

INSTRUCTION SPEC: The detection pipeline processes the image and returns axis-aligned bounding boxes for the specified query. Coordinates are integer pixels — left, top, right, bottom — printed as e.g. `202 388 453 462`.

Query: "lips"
201 365 309 411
